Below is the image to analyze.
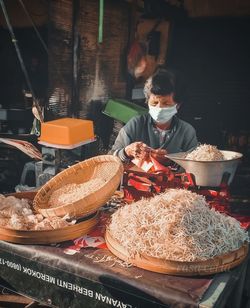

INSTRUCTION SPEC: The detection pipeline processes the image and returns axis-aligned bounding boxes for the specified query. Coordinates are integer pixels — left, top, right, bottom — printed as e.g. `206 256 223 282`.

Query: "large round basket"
105 229 248 276
0 192 99 244
33 155 123 218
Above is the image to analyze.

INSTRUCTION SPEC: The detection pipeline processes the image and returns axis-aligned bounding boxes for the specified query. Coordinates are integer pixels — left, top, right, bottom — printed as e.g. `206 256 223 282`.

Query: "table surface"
0 233 248 308
0 187 249 308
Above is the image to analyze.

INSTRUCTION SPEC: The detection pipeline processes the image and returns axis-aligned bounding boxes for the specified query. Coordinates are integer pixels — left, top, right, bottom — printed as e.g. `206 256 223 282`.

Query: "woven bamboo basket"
105 229 249 276
0 192 99 244
33 155 123 218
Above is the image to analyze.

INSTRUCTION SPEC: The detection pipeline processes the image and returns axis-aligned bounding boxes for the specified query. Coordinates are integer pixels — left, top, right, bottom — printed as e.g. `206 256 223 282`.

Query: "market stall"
1 2 250 308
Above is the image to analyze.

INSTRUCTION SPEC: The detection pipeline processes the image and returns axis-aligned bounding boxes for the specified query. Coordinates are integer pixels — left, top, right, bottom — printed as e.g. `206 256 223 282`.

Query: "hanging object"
127 40 147 75
98 0 104 43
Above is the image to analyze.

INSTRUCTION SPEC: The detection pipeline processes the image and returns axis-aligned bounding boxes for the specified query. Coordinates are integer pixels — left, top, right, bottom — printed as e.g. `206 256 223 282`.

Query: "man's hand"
150 148 169 165
125 142 151 160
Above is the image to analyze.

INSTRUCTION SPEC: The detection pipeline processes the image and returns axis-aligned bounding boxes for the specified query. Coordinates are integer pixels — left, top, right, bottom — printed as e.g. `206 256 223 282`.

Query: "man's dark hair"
144 67 187 105
152 68 175 95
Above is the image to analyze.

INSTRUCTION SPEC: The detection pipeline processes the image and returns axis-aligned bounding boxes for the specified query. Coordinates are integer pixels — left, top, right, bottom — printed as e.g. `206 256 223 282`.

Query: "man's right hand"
124 142 151 160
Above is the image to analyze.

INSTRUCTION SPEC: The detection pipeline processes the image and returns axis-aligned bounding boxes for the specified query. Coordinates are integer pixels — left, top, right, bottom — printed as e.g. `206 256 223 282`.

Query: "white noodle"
186 144 225 161
108 189 249 261
48 178 106 208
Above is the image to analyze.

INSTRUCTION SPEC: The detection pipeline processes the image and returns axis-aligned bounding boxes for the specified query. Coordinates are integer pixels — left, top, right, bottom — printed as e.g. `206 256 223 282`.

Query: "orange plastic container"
39 118 94 146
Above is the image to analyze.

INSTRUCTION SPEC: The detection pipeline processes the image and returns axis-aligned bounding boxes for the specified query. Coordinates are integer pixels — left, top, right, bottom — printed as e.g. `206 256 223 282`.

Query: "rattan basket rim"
105 229 249 276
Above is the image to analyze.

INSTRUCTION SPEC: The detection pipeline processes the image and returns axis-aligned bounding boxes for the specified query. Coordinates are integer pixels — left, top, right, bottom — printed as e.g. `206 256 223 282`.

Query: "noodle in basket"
107 189 249 262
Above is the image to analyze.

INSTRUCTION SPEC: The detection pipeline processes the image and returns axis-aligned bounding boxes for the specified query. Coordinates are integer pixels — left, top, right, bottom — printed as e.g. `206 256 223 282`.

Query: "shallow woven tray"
0 192 99 244
33 155 123 218
105 229 248 276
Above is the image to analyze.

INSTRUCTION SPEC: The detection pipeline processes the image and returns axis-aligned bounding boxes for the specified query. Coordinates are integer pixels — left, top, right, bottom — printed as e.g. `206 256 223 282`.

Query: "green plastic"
103 98 148 123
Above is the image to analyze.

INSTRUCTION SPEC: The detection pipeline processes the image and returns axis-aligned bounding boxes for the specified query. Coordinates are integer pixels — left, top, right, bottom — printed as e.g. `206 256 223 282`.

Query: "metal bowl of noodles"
166 150 243 187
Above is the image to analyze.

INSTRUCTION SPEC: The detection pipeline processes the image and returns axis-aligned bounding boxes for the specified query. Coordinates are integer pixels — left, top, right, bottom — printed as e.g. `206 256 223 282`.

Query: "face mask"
149 105 177 124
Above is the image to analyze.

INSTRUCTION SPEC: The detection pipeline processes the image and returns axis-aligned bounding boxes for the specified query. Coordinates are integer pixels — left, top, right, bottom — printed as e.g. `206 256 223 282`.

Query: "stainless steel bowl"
166 150 243 187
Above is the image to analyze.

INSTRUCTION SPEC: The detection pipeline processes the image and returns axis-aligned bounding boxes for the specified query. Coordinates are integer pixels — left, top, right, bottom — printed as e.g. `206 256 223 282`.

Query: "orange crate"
39 118 94 146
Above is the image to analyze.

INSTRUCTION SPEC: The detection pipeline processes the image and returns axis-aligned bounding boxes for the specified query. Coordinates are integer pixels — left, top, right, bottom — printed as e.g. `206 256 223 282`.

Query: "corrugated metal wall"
78 0 129 118
48 0 129 119
48 0 72 118
48 0 73 117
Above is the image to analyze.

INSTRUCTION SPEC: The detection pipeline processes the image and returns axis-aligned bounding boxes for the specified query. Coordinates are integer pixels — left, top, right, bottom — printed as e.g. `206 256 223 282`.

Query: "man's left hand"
150 148 170 165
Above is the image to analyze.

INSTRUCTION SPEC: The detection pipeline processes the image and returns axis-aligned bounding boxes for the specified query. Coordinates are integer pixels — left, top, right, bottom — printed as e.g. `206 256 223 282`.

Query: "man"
110 68 198 164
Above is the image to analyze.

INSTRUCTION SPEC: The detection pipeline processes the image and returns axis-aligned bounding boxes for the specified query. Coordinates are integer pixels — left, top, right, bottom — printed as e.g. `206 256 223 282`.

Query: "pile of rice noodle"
108 189 249 261
186 144 225 161
48 178 106 208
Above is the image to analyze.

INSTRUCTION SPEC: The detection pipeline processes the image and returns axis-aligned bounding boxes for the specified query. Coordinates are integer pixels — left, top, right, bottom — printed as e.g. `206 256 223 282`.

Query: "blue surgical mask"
149 105 177 123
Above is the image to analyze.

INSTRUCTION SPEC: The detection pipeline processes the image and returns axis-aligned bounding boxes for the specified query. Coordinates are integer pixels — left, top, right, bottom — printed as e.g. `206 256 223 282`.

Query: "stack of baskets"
0 155 123 244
